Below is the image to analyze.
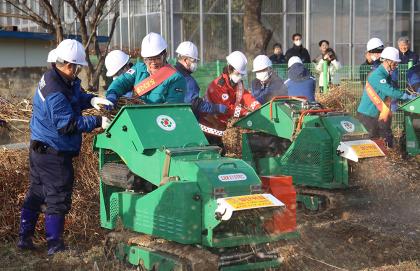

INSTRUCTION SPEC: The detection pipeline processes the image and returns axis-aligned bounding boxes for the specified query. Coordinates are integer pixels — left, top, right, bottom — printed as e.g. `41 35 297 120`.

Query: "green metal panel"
98 104 208 153
399 97 420 156
320 114 369 187
118 182 202 244
404 115 420 155
399 97 420 114
122 245 180 270
234 101 297 140
220 259 282 271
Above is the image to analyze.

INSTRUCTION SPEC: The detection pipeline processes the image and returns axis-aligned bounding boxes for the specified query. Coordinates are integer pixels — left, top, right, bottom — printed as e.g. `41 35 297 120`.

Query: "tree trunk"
243 0 272 60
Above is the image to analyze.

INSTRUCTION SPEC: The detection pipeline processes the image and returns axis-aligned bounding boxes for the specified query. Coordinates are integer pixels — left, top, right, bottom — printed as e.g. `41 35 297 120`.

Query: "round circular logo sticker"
409 105 415 111
156 115 176 131
247 120 253 127
221 93 229 101
340 120 355 132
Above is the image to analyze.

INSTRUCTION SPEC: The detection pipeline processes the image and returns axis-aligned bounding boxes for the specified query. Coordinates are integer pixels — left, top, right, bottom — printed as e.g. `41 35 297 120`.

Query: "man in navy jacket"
18 39 112 255
285 56 316 101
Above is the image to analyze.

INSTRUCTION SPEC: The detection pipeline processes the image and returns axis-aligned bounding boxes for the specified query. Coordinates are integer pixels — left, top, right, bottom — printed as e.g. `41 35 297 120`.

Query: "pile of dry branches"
0 97 32 142
0 96 148 245
316 83 358 112
222 119 247 158
0 133 104 245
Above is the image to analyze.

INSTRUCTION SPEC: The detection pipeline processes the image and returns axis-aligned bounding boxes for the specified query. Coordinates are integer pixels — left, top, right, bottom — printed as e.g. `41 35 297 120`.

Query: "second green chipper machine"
399 97 420 156
234 96 385 211
94 104 297 270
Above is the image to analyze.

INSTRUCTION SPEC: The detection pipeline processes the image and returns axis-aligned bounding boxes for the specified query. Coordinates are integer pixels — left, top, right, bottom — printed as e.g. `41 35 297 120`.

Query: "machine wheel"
296 188 345 215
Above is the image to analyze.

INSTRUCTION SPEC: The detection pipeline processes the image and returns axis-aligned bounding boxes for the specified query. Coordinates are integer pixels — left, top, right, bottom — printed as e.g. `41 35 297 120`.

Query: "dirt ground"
0 151 418 271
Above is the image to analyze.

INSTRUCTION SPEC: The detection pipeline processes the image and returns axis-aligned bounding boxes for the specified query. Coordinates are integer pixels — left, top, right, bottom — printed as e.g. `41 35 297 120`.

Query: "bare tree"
1 0 121 91
243 0 272 60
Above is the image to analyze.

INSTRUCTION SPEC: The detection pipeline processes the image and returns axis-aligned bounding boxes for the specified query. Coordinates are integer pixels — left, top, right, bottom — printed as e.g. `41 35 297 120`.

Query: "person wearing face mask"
397 36 418 65
285 56 316 102
104 50 134 97
18 39 113 255
106 32 186 105
105 50 133 81
174 41 227 118
251 55 287 104
199 51 261 146
285 33 311 63
359 38 385 86
357 47 409 147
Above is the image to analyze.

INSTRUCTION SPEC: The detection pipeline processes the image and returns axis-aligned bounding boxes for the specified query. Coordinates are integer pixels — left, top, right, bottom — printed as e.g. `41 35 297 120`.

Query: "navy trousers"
22 148 74 215
357 112 393 147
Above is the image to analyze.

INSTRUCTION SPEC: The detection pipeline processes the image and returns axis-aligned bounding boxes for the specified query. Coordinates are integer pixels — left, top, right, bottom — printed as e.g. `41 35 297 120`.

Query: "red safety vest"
133 64 176 97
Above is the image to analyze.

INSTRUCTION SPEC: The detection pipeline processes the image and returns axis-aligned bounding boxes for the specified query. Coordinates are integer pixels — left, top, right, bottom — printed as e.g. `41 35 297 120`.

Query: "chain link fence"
190 62 413 130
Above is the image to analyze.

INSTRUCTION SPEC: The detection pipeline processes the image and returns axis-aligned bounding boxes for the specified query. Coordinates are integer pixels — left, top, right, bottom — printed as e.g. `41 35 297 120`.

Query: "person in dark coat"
269 43 286 64
174 41 226 118
398 36 419 65
285 56 316 101
18 39 112 255
285 33 311 64
251 55 287 104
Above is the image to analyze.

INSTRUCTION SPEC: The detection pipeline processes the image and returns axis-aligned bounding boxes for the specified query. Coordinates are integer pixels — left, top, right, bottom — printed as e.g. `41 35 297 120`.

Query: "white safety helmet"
105 50 130 77
55 39 88 66
176 41 199 60
226 51 248 75
141 32 167 58
252 55 272 72
47 49 57 63
380 47 401 62
366 37 384 52
288 56 303 68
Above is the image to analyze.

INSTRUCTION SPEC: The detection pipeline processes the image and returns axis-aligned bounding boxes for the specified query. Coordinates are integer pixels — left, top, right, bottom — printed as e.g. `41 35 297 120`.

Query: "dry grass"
0 134 103 245
316 83 358 112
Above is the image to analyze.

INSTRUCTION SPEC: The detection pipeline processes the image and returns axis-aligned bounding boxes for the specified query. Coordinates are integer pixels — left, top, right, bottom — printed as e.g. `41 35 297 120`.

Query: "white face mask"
294 40 302 46
371 55 378 62
230 73 243 84
256 71 271 82
189 62 198 72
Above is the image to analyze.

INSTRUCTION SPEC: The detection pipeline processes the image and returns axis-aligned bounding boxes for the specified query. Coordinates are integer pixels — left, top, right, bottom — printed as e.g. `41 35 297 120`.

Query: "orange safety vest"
365 81 391 122
133 64 176 97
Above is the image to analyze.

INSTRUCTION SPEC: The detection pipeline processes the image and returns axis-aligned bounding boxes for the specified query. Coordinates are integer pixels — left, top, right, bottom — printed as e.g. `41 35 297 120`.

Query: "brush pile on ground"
0 96 147 245
0 97 32 143
0 133 104 246
316 82 359 112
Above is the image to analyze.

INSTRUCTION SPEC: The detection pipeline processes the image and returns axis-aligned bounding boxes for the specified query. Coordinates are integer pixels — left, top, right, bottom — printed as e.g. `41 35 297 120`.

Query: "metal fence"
187 62 414 130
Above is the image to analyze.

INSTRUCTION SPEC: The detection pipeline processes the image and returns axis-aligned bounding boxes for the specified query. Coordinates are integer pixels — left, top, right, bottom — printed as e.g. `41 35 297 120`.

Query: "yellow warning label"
351 143 383 158
224 194 275 210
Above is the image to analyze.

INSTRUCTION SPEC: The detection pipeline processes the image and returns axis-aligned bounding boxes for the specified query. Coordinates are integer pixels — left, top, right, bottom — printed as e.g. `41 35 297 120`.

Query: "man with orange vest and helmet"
199 51 261 146
357 47 411 146
106 32 186 105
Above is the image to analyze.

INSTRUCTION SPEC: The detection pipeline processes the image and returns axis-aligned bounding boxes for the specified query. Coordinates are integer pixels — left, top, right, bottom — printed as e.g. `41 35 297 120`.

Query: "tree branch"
5 0 53 31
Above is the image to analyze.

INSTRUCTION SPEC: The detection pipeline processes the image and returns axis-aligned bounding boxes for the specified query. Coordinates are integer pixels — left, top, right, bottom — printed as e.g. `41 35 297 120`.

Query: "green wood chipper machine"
399 96 420 156
234 96 385 211
94 104 298 270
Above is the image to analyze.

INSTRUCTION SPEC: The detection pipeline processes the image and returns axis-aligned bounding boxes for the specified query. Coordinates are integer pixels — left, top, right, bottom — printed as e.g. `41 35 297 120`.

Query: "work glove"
101 116 112 129
90 97 114 110
401 93 418 100
216 104 228 114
